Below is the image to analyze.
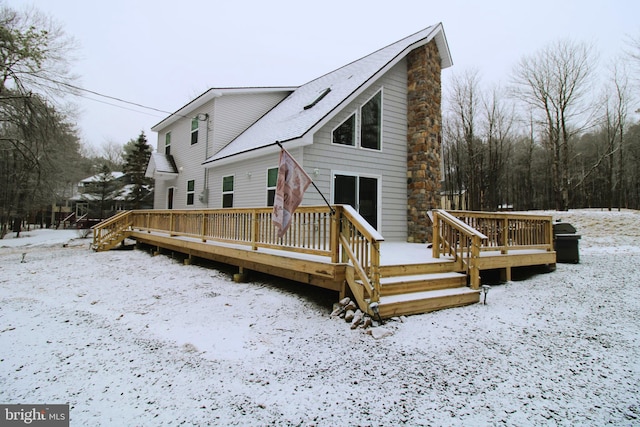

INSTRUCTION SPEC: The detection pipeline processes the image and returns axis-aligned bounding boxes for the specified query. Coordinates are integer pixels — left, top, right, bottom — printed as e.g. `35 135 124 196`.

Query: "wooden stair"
92 231 128 252
91 211 133 252
374 260 480 317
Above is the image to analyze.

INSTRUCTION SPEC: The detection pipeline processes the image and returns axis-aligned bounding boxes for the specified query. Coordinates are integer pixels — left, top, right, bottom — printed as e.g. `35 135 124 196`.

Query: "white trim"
222 174 235 208
330 170 382 232
330 110 357 147
152 87 296 131
166 186 176 210
359 88 383 152
203 136 312 168
265 166 278 206
164 131 172 154
305 25 446 139
186 179 196 206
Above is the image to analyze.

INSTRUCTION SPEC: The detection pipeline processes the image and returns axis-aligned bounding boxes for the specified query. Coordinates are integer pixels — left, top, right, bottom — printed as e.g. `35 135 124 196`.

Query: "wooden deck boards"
130 230 554 286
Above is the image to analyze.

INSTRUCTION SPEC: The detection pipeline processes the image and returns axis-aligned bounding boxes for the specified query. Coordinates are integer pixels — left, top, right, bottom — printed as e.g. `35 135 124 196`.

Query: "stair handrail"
432 209 487 289
91 210 132 250
337 205 384 309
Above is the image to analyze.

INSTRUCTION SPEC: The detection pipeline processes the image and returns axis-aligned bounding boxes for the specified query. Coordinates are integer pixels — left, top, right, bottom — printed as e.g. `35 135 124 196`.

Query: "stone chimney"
406 40 442 243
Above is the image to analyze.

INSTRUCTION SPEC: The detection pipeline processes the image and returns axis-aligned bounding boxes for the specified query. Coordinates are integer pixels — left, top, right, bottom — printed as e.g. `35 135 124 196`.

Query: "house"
52 172 152 227
146 24 452 243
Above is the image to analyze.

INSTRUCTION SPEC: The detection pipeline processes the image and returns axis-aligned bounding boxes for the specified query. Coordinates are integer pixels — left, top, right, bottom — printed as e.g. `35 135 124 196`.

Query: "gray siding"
153 62 411 241
304 59 408 240
212 92 290 155
152 91 290 210
207 147 312 208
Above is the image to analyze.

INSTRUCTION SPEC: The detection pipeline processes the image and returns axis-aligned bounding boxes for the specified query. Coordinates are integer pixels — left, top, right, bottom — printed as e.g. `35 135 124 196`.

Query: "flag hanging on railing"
272 147 312 238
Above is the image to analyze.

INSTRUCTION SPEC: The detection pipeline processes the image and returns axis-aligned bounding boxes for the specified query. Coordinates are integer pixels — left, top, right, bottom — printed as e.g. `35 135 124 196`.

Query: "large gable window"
332 113 356 146
191 118 199 145
360 91 381 150
222 175 234 208
331 89 382 150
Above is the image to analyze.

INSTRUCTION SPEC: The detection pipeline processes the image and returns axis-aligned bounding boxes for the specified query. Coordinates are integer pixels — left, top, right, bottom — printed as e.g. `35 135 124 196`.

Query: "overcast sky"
7 0 640 152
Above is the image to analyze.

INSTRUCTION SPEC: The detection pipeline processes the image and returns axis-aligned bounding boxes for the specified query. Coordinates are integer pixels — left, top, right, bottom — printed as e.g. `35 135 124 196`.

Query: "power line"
35 75 190 119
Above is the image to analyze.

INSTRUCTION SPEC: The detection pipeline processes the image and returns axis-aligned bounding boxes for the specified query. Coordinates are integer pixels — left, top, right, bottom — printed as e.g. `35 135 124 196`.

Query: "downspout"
204 113 210 207
195 112 210 206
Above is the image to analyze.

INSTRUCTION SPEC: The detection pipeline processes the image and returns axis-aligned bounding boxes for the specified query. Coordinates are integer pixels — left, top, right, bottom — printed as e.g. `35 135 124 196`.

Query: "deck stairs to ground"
90 211 132 252
362 259 480 318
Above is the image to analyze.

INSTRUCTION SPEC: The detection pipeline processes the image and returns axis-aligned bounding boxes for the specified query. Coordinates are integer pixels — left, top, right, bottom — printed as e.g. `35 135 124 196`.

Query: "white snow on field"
1 209 639 425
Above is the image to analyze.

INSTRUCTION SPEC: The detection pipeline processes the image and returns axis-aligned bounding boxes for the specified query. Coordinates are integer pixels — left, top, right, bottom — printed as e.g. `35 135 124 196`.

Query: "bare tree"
511 39 597 211
0 4 78 100
482 84 515 210
97 139 125 171
0 3 81 235
446 69 483 210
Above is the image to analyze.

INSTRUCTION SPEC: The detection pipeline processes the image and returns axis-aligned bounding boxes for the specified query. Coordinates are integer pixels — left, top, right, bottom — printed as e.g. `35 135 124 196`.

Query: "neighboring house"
146 24 452 243
62 172 152 226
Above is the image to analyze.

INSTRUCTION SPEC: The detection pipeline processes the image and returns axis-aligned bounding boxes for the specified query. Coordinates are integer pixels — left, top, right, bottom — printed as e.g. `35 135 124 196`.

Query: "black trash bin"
553 221 581 263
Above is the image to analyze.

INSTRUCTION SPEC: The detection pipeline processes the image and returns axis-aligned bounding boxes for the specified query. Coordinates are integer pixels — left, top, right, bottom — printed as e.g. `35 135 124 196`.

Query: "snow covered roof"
145 153 178 180
204 23 452 165
151 87 297 132
80 172 125 183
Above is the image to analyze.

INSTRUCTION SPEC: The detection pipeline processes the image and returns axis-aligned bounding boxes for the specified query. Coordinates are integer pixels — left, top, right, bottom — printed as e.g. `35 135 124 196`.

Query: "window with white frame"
360 91 382 150
165 132 171 155
332 113 356 146
331 89 382 150
190 118 199 145
266 167 278 206
186 180 195 205
222 175 234 208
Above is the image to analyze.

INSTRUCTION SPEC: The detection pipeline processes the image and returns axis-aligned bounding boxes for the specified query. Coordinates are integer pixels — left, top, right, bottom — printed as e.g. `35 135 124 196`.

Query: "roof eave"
203 135 312 168
151 86 298 132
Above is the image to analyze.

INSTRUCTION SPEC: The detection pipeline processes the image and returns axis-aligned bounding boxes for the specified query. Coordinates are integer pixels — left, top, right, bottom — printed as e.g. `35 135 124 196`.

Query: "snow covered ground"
1 209 639 426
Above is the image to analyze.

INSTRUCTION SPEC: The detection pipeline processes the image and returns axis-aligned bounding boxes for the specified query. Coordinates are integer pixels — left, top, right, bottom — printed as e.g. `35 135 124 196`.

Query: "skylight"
303 88 331 110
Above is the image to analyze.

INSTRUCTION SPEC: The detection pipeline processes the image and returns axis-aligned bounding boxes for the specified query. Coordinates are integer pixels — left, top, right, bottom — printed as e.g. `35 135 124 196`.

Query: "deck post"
330 207 340 263
201 212 207 242
169 212 175 237
251 210 259 251
370 241 381 302
501 217 509 254
432 211 440 258
469 235 481 289
234 266 249 282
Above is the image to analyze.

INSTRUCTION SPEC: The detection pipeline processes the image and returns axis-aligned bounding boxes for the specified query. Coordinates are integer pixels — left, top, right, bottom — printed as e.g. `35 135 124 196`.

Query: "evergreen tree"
123 131 153 209
81 164 120 220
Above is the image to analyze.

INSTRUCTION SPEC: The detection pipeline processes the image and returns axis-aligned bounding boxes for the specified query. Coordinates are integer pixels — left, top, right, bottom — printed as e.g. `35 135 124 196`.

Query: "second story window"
186 180 195 205
165 132 171 155
191 118 199 145
332 113 356 146
267 167 278 206
361 91 381 150
222 175 234 208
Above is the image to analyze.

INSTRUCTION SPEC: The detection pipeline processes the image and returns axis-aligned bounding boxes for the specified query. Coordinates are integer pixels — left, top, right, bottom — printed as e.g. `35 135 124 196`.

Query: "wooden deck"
92 207 556 318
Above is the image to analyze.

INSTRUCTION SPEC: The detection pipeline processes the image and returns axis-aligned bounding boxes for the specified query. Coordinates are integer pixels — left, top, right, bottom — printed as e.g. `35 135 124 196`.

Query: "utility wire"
35 75 190 119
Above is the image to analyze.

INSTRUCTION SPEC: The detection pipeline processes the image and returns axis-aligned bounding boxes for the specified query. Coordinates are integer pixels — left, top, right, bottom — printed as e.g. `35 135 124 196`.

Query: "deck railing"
448 210 554 253
432 209 487 289
338 205 384 307
129 206 336 257
91 210 133 251
92 205 384 310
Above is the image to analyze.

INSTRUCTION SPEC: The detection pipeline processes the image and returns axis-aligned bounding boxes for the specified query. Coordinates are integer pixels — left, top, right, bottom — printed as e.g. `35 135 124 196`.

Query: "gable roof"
151 87 297 132
204 23 452 166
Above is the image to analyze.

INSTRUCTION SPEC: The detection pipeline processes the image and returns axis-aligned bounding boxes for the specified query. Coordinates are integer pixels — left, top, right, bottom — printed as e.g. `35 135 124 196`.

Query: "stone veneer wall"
406 40 442 243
